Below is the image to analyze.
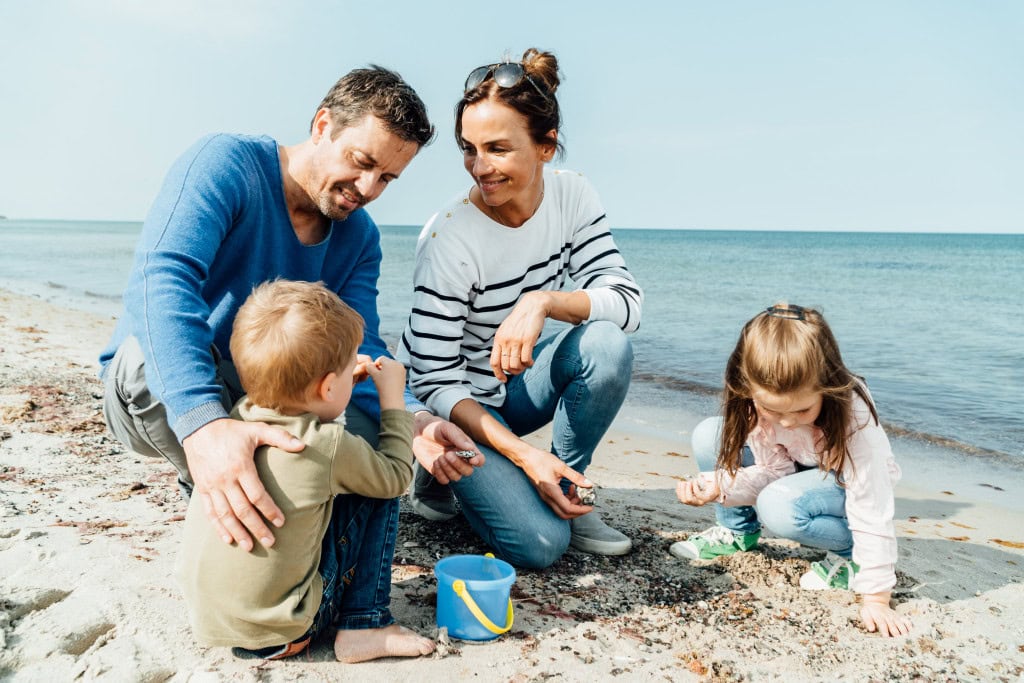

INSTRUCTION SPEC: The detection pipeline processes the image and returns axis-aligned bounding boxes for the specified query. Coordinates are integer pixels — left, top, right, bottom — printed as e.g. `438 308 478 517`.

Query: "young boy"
175 280 435 662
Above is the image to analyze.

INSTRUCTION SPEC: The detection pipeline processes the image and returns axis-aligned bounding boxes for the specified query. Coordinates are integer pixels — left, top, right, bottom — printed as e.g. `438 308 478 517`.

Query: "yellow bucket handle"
450 553 514 635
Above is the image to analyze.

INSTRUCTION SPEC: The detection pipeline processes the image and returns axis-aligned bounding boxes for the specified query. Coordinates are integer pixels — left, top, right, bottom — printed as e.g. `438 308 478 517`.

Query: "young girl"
673 304 912 638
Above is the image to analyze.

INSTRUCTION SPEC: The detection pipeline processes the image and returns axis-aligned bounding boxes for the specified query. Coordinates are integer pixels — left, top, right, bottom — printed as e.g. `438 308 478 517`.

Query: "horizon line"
1 216 1021 236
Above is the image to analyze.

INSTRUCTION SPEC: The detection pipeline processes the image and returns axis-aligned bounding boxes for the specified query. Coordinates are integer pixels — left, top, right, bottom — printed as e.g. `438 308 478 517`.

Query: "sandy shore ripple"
1 288 1023 682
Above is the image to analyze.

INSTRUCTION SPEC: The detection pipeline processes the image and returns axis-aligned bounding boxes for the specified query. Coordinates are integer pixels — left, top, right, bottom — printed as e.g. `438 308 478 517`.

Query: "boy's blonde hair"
719 303 879 480
230 280 364 410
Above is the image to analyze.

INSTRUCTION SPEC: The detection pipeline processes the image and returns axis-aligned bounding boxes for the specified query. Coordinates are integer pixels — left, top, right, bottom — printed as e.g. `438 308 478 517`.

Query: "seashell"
577 485 597 506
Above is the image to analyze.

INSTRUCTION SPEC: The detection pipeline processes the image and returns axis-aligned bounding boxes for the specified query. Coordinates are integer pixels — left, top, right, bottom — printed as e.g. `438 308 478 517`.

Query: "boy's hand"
365 356 406 410
352 354 375 383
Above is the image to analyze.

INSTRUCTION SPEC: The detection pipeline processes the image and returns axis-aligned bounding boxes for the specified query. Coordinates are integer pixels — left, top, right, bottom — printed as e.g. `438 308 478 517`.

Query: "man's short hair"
230 280 364 410
313 65 435 147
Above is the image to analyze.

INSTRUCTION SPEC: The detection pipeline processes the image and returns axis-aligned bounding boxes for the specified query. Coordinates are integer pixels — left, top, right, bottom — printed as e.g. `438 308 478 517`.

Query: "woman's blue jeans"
692 416 853 558
449 321 633 569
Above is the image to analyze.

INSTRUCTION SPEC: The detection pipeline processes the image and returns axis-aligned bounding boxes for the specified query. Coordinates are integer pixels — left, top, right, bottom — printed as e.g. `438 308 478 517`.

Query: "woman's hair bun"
521 48 560 95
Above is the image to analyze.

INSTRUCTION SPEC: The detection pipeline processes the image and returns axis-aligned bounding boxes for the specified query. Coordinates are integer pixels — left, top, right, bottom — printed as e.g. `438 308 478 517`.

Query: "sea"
2 219 1022 476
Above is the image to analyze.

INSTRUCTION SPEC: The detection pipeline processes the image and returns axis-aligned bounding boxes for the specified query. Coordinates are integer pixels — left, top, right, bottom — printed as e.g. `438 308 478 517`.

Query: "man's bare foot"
334 624 435 663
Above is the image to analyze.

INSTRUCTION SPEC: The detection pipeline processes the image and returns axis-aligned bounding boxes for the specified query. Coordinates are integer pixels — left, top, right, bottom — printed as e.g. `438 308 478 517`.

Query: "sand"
1 287 1023 682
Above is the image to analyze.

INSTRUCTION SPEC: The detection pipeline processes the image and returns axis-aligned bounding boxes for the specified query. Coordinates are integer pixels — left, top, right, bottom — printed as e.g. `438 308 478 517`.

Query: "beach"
2 287 1023 682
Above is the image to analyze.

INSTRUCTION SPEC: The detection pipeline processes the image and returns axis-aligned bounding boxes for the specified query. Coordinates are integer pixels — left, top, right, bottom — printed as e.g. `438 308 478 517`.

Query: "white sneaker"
569 512 632 556
407 461 458 521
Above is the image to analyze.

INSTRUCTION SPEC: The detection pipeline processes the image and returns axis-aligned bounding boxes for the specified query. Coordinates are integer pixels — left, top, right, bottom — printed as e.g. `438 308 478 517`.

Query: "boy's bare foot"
334 624 435 663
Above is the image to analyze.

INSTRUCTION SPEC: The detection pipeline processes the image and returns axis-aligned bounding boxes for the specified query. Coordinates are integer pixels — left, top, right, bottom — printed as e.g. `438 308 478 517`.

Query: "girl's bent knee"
756 488 804 539
691 416 723 470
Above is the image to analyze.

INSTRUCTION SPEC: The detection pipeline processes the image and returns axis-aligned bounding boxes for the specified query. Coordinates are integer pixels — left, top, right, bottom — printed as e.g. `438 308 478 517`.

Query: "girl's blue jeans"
692 416 854 558
449 321 633 569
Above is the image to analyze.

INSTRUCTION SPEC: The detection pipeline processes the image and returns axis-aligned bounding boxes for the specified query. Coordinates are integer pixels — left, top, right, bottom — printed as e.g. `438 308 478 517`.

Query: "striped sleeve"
397 217 486 420
568 180 643 332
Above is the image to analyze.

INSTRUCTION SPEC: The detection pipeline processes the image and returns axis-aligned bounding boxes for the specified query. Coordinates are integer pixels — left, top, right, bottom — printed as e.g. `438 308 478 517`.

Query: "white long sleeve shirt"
397 168 643 420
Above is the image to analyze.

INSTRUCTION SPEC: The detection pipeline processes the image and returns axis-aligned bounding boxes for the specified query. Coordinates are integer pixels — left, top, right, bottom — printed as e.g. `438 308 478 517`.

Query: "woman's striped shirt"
396 169 643 420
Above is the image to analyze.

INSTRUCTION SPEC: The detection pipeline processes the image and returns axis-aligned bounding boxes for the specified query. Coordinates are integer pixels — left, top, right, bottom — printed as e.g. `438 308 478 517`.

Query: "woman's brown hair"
718 304 879 480
455 47 564 158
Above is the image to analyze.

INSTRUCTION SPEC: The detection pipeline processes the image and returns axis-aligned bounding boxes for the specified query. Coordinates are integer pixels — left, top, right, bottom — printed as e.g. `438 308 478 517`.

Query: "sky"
1 1 1021 233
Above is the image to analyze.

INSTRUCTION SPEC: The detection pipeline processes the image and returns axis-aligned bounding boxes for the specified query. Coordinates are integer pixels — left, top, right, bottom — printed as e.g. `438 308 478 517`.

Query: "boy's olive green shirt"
175 400 414 649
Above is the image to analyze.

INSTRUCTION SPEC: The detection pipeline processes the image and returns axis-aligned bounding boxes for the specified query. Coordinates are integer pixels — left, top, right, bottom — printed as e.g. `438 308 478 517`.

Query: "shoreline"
3 287 1024 680
6 276 1021 466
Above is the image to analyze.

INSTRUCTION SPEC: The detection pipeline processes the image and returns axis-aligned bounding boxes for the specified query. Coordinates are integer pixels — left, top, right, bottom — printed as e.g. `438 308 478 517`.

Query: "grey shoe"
569 512 632 556
407 461 458 521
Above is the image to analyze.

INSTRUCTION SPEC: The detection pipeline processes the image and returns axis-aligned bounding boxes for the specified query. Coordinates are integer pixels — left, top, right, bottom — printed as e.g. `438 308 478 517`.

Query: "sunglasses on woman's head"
464 62 551 101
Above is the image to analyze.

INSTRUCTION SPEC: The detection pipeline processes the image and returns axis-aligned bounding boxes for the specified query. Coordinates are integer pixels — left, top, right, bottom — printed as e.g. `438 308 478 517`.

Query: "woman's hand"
675 475 720 506
490 292 550 382
412 412 484 485
518 446 593 520
446 398 589 518
860 593 912 637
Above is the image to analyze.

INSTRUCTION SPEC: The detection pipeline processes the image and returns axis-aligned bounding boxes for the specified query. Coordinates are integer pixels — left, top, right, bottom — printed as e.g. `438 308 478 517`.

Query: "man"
100 66 478 662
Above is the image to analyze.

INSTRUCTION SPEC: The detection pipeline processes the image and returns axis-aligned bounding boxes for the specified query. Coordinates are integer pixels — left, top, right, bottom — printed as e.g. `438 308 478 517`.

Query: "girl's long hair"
718 304 879 480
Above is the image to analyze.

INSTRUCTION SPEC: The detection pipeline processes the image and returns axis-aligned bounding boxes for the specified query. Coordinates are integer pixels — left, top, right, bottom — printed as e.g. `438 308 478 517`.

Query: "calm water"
2 219 1022 461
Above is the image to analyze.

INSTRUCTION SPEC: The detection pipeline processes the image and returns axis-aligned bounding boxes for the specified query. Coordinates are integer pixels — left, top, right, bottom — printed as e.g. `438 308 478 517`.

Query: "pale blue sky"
1 1 1021 232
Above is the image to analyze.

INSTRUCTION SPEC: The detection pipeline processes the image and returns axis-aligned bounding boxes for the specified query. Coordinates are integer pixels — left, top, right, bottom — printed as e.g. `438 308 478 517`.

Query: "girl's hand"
860 594 912 637
490 292 549 382
675 475 720 506
519 446 593 520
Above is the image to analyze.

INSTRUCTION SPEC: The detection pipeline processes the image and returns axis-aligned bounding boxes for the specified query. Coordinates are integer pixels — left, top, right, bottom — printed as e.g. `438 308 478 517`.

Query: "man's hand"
182 418 304 551
412 412 483 484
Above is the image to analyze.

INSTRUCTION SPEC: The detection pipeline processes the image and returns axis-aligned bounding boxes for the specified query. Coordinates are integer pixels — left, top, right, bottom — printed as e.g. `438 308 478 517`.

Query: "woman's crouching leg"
451 444 570 569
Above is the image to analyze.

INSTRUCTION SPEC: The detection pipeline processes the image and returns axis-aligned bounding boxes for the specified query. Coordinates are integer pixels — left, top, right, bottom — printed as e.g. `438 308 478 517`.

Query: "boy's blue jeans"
692 416 854 558
449 321 633 570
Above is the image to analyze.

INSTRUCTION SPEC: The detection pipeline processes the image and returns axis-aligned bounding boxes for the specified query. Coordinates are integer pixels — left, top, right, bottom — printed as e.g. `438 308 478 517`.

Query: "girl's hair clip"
765 304 807 321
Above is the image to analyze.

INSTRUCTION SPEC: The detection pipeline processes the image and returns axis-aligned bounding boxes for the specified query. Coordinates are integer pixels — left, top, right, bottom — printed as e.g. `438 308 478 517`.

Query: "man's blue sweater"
100 133 423 441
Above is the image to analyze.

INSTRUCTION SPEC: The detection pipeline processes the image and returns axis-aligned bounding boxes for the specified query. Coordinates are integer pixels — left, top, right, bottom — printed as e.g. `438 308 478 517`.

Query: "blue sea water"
2 219 1022 463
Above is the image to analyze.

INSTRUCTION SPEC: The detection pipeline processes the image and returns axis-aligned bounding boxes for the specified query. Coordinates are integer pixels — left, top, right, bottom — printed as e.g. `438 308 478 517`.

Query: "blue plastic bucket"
434 553 516 641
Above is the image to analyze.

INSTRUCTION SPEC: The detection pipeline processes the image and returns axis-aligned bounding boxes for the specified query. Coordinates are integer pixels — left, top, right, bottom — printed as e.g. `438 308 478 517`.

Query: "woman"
397 48 643 569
